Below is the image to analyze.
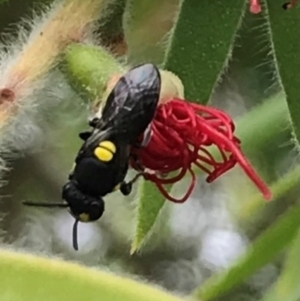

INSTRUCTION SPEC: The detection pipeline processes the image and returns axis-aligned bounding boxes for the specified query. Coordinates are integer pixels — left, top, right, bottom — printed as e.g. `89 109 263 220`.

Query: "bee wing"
99 63 161 141
76 64 161 160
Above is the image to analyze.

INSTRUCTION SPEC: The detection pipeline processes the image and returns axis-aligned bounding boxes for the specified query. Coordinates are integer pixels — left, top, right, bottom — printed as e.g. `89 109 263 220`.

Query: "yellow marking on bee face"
99 140 116 154
94 147 113 162
79 213 90 222
113 183 121 191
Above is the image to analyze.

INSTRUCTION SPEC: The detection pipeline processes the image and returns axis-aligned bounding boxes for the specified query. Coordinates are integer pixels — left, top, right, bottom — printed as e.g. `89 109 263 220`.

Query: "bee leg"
79 131 92 141
89 117 100 128
120 172 144 196
120 181 132 196
129 152 145 170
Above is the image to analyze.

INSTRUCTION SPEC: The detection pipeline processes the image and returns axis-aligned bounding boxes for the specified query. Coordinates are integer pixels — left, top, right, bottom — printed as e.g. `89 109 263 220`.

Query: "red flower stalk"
249 0 261 14
130 99 272 203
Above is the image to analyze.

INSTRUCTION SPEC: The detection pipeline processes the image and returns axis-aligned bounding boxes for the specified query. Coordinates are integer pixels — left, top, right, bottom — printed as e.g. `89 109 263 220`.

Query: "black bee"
23 63 161 250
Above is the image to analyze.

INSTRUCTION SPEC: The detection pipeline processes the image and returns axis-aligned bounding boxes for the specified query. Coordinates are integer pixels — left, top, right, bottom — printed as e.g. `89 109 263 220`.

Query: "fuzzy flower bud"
0 0 107 150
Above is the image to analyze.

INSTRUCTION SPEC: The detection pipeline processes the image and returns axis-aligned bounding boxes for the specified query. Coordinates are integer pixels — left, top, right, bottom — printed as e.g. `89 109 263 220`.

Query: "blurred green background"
0 1 299 301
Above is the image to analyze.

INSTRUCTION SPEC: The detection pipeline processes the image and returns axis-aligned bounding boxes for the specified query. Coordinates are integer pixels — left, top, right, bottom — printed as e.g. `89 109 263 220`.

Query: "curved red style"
130 98 272 203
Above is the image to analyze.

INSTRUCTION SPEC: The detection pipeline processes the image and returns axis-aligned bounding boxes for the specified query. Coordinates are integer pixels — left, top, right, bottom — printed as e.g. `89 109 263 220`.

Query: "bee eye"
88 200 105 221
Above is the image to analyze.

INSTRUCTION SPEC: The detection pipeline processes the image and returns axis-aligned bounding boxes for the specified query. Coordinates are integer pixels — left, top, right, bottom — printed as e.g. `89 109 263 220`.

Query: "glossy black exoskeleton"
23 63 161 250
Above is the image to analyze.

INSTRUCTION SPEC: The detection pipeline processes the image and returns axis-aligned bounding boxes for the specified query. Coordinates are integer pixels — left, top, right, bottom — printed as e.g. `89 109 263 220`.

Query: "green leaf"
260 226 300 301
63 43 124 101
130 180 171 254
131 0 248 254
97 0 126 48
0 248 185 301
192 205 300 301
163 0 247 103
234 93 289 156
236 165 300 225
264 0 300 148
123 0 179 65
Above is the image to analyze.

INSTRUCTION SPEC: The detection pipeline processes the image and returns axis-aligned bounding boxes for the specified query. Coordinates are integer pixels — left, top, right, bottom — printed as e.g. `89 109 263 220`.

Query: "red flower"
249 0 261 14
130 99 272 203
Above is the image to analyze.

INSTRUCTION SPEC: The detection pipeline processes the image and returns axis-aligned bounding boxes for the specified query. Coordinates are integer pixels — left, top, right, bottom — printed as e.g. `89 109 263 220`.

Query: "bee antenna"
22 201 69 208
72 219 79 251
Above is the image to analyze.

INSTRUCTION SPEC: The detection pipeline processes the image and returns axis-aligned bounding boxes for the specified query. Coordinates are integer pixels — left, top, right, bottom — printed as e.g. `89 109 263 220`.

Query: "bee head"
62 181 105 223
23 179 105 252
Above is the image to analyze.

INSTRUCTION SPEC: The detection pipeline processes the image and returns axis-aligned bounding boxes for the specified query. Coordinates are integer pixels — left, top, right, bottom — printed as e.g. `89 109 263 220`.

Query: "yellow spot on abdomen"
94 147 113 162
94 140 117 162
99 140 116 153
